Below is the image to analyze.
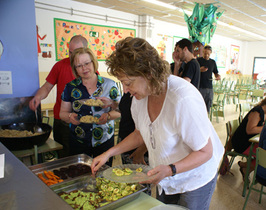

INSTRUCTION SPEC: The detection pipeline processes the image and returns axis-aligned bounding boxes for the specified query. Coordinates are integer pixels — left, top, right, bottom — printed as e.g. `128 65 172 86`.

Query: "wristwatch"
169 164 176 176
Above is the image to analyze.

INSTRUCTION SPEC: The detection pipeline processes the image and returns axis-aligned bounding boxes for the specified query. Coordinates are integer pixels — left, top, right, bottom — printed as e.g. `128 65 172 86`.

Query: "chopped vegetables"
58 177 140 209
112 167 142 176
37 170 63 186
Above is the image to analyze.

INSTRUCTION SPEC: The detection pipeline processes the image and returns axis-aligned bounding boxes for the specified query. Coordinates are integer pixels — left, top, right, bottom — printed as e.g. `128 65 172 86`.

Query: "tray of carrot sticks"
28 154 109 187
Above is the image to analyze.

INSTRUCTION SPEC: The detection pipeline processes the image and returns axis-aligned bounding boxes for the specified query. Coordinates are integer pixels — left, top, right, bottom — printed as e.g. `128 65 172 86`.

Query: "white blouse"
131 75 224 194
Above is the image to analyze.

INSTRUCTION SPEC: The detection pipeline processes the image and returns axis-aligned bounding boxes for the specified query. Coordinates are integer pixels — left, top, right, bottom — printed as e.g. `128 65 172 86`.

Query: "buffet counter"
0 142 166 209
0 142 72 210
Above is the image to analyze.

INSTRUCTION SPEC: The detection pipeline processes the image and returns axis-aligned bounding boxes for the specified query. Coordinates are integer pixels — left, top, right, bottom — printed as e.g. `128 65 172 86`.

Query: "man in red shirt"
29 35 88 158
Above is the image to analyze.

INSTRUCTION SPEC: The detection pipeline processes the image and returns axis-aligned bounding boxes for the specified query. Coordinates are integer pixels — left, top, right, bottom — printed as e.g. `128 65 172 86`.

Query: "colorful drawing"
210 43 227 68
230 45 240 70
54 18 136 61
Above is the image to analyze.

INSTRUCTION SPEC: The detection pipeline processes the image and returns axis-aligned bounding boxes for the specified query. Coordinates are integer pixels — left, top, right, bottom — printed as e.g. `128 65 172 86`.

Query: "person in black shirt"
118 92 148 165
170 42 185 76
197 45 221 113
175 39 200 89
231 98 266 181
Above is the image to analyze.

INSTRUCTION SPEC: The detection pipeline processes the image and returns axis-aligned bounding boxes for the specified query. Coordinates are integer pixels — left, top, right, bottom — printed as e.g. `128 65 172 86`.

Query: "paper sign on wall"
0 71 12 94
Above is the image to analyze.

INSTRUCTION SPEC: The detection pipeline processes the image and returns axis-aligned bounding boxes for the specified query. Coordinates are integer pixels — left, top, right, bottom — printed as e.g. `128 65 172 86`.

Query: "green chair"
116 81 123 97
243 148 266 209
250 89 264 105
239 103 251 123
210 93 226 123
219 119 249 173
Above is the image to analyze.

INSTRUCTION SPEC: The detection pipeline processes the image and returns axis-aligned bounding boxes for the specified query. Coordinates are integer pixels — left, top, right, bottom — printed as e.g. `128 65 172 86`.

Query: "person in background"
29 35 88 158
91 37 224 210
257 124 266 185
118 92 148 165
174 38 200 89
197 45 221 113
59 47 121 166
231 98 266 181
170 43 185 76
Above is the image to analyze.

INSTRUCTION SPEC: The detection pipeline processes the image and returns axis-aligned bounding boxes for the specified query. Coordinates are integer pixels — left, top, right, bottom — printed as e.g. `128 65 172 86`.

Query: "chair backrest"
239 103 251 121
116 81 123 97
252 89 264 98
257 147 266 169
227 119 240 137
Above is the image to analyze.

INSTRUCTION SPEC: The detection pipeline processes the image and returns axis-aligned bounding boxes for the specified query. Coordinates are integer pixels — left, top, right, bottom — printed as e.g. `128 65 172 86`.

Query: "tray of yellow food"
50 176 147 209
79 115 99 124
79 98 111 107
102 164 155 183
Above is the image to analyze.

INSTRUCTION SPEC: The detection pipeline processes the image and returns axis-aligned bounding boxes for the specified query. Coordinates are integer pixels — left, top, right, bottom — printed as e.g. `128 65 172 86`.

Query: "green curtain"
184 3 223 45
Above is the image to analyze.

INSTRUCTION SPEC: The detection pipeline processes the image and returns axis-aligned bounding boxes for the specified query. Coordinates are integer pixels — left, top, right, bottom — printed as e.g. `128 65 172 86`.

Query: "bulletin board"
54 18 136 61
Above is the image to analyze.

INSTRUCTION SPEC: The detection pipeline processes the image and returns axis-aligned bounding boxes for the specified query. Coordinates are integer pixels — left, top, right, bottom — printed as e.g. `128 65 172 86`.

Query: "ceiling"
73 0 266 42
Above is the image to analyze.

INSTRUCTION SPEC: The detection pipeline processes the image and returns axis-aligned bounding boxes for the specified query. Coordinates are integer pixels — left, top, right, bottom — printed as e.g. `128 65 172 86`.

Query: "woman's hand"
96 97 112 108
140 164 172 185
91 152 110 175
98 113 109 124
69 112 80 125
96 97 119 110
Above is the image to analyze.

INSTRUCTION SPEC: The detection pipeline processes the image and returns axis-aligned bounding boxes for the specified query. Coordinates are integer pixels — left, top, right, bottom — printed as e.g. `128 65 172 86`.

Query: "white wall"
35 0 139 73
35 0 262 104
244 41 266 75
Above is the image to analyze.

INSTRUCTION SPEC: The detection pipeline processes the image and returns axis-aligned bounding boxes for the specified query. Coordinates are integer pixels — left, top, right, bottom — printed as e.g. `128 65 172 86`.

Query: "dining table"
242 133 260 197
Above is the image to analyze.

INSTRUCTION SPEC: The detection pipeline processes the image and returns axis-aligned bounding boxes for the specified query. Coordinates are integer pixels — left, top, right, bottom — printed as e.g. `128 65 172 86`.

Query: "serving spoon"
33 109 43 133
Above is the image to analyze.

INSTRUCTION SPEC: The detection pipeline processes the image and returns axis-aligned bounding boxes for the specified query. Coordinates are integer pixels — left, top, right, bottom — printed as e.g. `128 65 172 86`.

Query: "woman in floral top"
60 47 121 166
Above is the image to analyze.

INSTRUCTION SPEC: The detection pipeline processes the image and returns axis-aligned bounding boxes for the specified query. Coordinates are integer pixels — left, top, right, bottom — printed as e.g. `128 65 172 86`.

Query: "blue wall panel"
0 0 39 98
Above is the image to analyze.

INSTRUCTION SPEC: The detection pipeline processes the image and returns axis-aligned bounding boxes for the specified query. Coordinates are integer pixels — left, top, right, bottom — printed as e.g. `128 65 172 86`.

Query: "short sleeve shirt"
46 58 75 119
197 57 218 89
131 75 224 194
61 75 121 147
181 59 200 89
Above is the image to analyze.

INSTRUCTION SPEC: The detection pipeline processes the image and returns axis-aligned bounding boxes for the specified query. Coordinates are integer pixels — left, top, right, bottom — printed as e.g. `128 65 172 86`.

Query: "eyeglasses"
75 61 92 70
149 123 156 149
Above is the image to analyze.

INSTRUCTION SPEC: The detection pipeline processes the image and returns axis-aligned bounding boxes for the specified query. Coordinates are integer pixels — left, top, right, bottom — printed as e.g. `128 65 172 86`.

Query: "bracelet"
169 164 176 176
107 112 111 120
68 113 73 118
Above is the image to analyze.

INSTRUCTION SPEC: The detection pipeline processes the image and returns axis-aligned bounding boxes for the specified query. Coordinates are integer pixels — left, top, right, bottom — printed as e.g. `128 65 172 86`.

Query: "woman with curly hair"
91 37 224 210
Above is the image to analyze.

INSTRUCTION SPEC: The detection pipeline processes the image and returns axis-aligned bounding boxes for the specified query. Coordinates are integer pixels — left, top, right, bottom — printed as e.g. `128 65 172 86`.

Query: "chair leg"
229 156 235 169
259 185 263 203
243 183 253 210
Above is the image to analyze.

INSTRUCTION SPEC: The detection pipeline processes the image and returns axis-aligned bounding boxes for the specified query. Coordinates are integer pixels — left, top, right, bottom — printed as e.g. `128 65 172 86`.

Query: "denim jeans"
157 173 218 210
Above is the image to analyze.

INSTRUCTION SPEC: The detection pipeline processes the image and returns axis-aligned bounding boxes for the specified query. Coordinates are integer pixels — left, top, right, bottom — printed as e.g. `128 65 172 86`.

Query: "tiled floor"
112 103 266 210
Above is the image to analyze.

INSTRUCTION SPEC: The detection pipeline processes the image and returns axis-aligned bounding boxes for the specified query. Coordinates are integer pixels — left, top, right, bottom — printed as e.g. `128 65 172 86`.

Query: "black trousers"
53 119 70 158
69 135 114 167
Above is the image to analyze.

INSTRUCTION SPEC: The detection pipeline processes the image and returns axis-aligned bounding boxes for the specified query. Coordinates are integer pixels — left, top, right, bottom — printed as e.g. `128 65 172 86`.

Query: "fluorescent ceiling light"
218 21 266 40
143 0 177 10
145 0 266 40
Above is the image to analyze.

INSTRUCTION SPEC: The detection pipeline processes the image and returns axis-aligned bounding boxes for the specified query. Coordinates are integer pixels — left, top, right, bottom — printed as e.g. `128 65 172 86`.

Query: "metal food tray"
50 176 147 210
28 154 109 183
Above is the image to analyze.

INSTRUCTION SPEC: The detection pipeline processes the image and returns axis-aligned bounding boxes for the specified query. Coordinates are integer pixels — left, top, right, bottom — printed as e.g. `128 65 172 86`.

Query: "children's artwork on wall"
230 45 240 71
155 34 174 63
36 25 53 59
54 18 135 61
210 43 227 68
40 43 53 59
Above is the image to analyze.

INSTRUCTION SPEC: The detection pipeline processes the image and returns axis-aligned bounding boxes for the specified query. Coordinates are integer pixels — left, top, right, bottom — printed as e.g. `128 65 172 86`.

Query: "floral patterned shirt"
61 75 121 147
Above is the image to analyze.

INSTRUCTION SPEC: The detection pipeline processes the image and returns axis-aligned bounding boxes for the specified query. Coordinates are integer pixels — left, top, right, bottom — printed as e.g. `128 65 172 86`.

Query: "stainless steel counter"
0 142 72 210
